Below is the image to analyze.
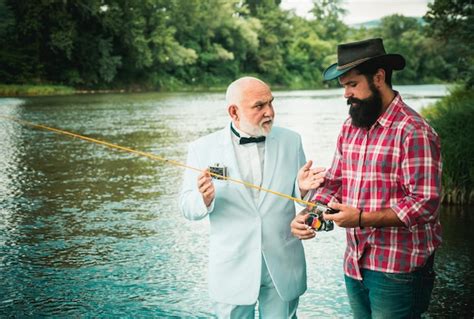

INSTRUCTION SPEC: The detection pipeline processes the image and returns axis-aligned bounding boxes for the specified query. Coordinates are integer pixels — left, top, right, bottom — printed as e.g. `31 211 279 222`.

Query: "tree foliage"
424 0 474 87
350 14 455 85
422 87 474 204
0 0 468 89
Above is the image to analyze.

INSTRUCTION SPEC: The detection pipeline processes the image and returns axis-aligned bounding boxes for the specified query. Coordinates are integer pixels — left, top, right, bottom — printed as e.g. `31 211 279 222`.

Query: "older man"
179 76 324 318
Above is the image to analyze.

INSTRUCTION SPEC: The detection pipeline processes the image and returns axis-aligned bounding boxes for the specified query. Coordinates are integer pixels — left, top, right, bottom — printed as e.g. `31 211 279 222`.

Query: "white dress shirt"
230 125 265 204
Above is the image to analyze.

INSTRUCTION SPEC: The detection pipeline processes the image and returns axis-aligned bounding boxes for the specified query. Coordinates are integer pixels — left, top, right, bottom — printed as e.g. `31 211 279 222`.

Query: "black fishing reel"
304 202 339 232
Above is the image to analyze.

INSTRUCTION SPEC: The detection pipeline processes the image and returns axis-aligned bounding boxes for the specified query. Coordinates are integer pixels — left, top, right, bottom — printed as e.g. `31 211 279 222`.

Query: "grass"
0 84 76 96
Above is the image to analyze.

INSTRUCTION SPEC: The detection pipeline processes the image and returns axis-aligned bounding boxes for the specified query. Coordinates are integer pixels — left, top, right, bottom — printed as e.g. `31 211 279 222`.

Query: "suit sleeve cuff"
294 179 305 206
206 199 215 213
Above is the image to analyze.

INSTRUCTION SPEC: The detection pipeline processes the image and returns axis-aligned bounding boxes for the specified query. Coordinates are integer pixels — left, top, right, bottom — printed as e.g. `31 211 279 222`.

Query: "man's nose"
264 104 274 117
344 87 353 99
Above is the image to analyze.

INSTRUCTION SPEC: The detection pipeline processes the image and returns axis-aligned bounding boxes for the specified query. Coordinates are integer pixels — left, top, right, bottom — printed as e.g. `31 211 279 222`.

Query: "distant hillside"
351 19 380 29
351 16 425 29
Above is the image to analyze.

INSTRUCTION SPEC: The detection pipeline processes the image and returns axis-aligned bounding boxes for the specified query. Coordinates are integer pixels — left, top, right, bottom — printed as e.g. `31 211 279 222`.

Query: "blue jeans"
345 255 435 319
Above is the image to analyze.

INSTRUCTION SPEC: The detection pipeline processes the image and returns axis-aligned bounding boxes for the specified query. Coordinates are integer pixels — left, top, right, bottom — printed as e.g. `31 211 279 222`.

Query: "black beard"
347 84 383 129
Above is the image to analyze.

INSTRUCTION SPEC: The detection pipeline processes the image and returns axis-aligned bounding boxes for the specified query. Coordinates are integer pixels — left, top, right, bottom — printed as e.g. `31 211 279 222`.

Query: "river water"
0 85 472 317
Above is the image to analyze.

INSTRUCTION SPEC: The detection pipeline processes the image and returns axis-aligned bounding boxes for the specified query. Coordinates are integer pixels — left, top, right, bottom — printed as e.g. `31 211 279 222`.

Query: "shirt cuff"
294 179 306 206
391 202 414 228
206 199 215 213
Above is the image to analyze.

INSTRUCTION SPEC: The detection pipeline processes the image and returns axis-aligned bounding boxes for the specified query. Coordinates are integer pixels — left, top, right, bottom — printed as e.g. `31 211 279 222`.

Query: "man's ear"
373 68 386 88
228 104 239 121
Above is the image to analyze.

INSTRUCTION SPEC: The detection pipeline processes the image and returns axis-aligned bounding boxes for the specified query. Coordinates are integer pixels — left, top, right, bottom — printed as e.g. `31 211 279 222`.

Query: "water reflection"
0 86 472 317
429 205 474 317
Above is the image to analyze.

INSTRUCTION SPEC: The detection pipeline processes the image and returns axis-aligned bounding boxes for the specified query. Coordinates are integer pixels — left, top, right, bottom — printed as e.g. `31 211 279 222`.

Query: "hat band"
336 57 372 70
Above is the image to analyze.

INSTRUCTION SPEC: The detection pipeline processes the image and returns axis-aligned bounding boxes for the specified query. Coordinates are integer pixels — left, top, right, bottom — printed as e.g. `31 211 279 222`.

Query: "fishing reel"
304 202 339 232
208 163 228 180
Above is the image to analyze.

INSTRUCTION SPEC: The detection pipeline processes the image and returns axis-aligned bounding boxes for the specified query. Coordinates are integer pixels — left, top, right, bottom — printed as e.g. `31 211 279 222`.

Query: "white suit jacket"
179 123 307 305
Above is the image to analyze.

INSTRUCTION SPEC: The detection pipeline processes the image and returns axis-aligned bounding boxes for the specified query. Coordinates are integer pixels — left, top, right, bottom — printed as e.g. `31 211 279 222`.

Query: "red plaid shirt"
311 93 442 280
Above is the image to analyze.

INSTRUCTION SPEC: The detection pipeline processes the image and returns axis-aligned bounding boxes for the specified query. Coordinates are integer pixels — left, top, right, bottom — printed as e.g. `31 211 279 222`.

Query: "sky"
280 0 433 25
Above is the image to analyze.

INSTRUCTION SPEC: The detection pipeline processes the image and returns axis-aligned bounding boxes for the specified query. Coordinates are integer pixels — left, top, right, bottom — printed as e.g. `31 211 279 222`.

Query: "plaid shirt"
311 93 442 280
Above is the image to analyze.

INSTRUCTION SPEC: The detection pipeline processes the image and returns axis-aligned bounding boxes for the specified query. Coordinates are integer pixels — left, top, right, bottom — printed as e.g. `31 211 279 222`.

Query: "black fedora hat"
323 38 406 81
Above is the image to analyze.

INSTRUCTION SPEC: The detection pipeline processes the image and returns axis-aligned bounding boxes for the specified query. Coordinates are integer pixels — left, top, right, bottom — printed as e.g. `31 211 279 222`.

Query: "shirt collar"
375 91 403 128
231 122 252 138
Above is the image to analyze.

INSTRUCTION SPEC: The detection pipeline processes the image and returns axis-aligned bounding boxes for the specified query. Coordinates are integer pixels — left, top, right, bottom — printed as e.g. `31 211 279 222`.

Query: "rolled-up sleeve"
392 127 442 228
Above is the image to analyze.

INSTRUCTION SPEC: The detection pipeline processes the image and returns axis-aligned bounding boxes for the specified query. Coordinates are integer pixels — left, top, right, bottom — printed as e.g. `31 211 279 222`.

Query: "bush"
422 87 474 204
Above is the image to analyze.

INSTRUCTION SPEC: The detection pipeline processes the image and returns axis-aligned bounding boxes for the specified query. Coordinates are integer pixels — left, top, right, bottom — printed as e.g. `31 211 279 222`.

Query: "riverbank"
1 81 454 97
0 83 313 97
0 83 232 97
0 84 76 96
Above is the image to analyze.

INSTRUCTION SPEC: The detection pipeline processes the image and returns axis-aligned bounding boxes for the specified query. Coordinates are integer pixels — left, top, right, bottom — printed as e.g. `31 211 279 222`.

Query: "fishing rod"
0 115 317 207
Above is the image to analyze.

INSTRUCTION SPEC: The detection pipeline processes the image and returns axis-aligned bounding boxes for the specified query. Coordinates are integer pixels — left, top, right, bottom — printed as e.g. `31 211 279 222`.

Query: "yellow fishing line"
0 115 315 207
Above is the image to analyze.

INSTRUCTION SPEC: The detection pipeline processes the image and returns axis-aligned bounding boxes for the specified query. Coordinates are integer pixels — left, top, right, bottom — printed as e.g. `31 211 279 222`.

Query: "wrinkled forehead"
240 83 272 105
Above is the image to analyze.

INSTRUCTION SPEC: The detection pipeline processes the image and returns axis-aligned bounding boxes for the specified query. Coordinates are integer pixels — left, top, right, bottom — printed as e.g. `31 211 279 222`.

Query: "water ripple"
1 87 471 317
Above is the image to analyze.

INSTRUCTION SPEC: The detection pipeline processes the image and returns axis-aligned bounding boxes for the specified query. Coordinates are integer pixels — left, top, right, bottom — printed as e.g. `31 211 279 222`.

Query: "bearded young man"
180 76 325 318
291 38 442 318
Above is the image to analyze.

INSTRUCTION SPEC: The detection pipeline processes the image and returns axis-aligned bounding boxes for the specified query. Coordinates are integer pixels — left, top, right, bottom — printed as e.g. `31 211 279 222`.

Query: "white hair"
225 76 268 106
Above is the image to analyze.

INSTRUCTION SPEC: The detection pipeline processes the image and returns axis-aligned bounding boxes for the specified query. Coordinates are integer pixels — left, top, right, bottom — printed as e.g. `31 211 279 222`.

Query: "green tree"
2 0 123 86
246 0 281 16
0 0 43 83
285 16 333 88
0 0 465 91
348 14 454 85
377 15 438 84
425 0 474 87
249 8 294 84
113 0 197 88
168 0 260 86
309 0 348 42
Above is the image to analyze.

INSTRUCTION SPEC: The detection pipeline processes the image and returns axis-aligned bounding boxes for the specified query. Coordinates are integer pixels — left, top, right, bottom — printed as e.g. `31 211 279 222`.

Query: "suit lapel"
219 126 241 181
258 132 278 208
219 124 256 208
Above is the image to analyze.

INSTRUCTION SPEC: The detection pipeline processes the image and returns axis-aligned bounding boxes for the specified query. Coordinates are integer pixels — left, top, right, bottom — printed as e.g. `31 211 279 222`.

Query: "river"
0 84 472 317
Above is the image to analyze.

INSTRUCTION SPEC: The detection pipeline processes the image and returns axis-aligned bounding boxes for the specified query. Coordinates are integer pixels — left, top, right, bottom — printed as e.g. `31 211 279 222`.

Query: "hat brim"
323 54 406 81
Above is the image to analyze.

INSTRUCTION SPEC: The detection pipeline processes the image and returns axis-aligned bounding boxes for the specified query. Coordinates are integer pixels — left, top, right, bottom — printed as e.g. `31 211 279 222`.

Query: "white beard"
239 115 273 136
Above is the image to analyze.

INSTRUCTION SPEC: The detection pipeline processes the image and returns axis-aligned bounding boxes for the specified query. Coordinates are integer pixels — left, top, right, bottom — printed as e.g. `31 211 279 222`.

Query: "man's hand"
324 203 405 228
198 170 215 207
291 209 316 240
298 160 325 198
323 202 359 228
